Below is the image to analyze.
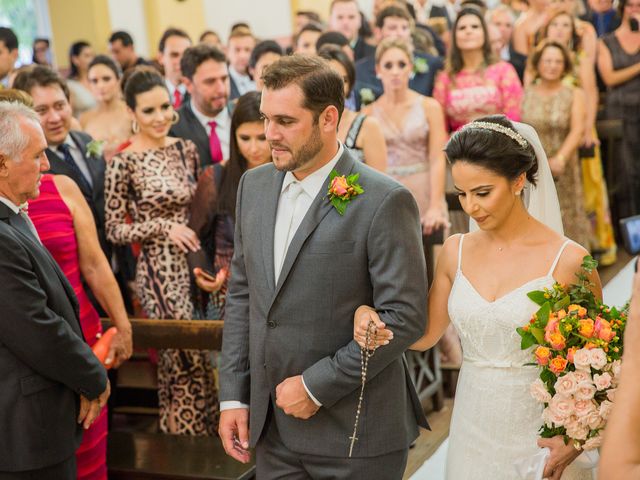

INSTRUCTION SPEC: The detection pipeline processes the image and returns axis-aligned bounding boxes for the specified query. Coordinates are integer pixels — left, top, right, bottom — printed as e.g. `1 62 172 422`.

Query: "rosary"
348 319 376 457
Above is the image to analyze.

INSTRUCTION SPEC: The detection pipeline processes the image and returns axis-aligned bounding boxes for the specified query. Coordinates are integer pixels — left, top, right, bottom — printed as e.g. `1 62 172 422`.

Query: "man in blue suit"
353 4 443 109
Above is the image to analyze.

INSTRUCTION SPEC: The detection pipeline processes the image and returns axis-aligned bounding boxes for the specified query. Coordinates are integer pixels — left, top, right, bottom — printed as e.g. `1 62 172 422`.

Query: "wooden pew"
103 318 255 480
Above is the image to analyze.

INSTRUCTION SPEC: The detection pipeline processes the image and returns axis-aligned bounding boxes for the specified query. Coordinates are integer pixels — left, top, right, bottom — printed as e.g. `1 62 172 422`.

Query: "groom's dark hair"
261 54 344 124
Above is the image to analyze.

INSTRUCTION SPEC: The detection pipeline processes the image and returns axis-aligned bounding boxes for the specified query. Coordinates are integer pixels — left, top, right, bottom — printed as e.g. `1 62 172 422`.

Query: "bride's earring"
515 190 522 196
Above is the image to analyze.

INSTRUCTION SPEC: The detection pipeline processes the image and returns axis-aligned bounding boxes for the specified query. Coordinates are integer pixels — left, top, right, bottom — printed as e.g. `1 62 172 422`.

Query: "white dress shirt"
0 196 19 214
165 78 187 100
56 135 94 187
229 65 256 96
190 99 231 161
220 143 344 412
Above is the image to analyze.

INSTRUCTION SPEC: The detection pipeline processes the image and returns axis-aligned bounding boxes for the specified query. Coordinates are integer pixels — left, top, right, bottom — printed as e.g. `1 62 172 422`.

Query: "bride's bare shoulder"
555 240 602 297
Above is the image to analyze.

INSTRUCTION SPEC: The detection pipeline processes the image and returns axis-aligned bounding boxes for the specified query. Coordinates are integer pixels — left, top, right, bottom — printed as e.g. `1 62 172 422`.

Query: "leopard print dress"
105 139 218 435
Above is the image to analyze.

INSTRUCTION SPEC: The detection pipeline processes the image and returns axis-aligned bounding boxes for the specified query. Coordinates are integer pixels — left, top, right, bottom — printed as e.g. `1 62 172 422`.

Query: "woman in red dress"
28 173 132 480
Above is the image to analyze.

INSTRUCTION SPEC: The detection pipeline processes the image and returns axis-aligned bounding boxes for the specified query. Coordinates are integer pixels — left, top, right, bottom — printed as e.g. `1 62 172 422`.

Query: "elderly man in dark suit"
0 101 109 480
353 4 443 109
219 54 428 479
170 44 233 168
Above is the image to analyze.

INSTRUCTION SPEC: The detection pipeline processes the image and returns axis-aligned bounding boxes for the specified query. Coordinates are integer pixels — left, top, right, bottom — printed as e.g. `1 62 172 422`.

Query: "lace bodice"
444 234 592 480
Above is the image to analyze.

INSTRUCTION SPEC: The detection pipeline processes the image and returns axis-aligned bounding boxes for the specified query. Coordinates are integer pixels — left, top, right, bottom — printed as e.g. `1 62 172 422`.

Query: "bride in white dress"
354 115 602 480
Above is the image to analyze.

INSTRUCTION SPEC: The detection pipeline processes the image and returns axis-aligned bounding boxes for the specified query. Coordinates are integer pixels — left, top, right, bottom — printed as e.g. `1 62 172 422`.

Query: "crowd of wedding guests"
0 0 638 477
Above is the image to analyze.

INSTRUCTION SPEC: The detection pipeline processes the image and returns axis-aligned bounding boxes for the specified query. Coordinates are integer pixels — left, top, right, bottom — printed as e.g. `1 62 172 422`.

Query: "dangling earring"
131 119 139 134
172 111 179 125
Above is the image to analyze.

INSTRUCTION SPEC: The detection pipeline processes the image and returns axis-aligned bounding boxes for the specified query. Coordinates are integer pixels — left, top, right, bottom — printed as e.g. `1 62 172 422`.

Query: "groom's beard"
272 124 323 173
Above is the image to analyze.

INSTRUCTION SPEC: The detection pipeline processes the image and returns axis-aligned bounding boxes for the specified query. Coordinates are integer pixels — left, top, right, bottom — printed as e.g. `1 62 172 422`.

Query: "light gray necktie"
274 182 304 284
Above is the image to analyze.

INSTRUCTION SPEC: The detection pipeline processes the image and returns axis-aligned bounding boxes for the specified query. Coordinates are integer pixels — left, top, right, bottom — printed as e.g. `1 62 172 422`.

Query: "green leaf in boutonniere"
413 57 429 75
359 88 375 106
327 169 364 216
86 139 106 159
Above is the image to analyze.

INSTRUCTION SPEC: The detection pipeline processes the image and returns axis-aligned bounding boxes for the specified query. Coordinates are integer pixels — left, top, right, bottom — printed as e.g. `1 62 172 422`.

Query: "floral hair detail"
462 121 528 149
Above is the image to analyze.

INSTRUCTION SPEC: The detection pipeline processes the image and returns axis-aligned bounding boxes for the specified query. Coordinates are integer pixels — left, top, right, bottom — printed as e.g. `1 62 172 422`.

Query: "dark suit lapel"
184 103 211 160
270 151 356 303
261 168 285 292
70 131 99 192
45 147 93 199
5 208 81 323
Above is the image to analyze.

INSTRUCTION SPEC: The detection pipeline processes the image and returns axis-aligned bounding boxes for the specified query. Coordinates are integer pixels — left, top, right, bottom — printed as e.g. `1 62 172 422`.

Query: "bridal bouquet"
517 256 627 451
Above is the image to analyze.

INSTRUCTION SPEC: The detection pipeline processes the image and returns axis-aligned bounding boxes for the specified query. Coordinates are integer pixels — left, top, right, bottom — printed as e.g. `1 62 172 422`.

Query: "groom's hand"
275 375 320 419
219 408 251 464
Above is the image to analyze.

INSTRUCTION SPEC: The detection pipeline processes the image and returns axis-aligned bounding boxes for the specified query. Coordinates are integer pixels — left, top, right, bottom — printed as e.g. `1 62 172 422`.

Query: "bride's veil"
468 121 564 235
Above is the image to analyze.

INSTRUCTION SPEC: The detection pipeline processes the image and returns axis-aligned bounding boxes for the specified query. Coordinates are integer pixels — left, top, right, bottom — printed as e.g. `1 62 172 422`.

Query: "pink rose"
575 381 597 400
554 373 578 397
544 318 560 342
584 410 605 430
573 370 592 383
595 317 616 342
530 378 552 403
583 434 603 451
573 348 592 371
593 372 612 391
543 406 568 427
574 399 596 418
548 395 575 423
607 388 617 402
589 348 608 370
599 400 614 420
565 416 590 441
330 176 349 197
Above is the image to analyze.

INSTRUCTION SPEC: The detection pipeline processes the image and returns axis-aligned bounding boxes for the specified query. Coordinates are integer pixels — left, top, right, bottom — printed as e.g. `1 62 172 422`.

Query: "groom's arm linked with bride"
217 157 430 465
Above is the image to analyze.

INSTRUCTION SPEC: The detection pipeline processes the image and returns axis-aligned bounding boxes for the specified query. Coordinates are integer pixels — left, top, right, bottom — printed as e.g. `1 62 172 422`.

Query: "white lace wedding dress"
445 234 594 480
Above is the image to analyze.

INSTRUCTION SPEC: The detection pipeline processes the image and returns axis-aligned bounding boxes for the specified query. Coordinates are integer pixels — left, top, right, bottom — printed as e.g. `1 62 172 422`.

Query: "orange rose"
548 331 567 351
557 309 567 320
578 319 595 338
567 347 578 363
595 317 615 342
549 356 569 374
535 346 552 366
330 176 349 197
578 307 587 318
568 304 580 314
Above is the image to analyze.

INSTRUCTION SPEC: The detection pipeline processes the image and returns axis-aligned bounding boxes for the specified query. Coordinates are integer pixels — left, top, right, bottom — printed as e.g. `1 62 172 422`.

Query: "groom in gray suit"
219 55 428 479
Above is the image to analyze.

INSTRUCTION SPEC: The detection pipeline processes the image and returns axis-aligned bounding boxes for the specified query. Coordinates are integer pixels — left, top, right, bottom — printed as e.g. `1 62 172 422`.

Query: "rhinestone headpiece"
462 121 528 148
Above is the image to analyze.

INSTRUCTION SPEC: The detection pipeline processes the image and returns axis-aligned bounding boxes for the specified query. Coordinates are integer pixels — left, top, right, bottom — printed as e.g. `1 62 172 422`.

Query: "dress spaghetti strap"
547 239 572 277
457 233 465 272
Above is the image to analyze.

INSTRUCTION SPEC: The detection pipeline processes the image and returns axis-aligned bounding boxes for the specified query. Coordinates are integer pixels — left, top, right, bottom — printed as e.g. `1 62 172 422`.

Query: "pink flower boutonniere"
327 170 364 215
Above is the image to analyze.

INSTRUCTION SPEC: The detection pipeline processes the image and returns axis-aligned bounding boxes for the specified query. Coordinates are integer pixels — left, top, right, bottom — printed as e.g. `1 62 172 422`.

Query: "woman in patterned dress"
433 7 523 133
522 41 591 248
105 67 218 435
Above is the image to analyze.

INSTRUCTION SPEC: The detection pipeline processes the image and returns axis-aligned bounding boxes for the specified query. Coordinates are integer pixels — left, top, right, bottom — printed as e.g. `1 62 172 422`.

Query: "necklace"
349 320 376 457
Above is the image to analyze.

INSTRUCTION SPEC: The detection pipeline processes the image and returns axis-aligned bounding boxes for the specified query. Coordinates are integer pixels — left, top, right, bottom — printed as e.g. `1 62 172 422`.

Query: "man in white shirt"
170 44 231 167
219 54 428 479
227 28 256 100
158 28 192 109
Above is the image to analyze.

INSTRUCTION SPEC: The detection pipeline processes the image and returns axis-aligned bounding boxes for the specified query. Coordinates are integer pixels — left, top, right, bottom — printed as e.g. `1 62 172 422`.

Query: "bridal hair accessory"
462 121 528 149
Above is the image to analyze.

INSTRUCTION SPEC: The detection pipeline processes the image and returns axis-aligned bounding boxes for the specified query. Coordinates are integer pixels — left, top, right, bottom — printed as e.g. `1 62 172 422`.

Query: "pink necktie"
173 89 182 109
208 120 223 164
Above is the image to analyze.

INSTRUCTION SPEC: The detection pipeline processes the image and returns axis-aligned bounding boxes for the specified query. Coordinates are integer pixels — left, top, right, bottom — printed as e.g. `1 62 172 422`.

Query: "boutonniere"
327 170 364 216
359 87 375 106
413 57 429 75
86 139 105 158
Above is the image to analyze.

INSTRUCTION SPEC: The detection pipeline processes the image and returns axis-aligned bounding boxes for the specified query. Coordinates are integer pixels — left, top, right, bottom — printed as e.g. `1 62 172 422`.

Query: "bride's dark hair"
444 115 538 186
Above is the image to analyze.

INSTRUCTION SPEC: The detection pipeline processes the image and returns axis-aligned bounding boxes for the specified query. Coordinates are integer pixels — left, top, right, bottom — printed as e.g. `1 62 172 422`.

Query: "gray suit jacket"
220 149 429 458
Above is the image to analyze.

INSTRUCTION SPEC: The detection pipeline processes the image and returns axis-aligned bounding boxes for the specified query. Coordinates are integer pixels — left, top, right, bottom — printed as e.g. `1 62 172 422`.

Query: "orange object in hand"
92 327 118 369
